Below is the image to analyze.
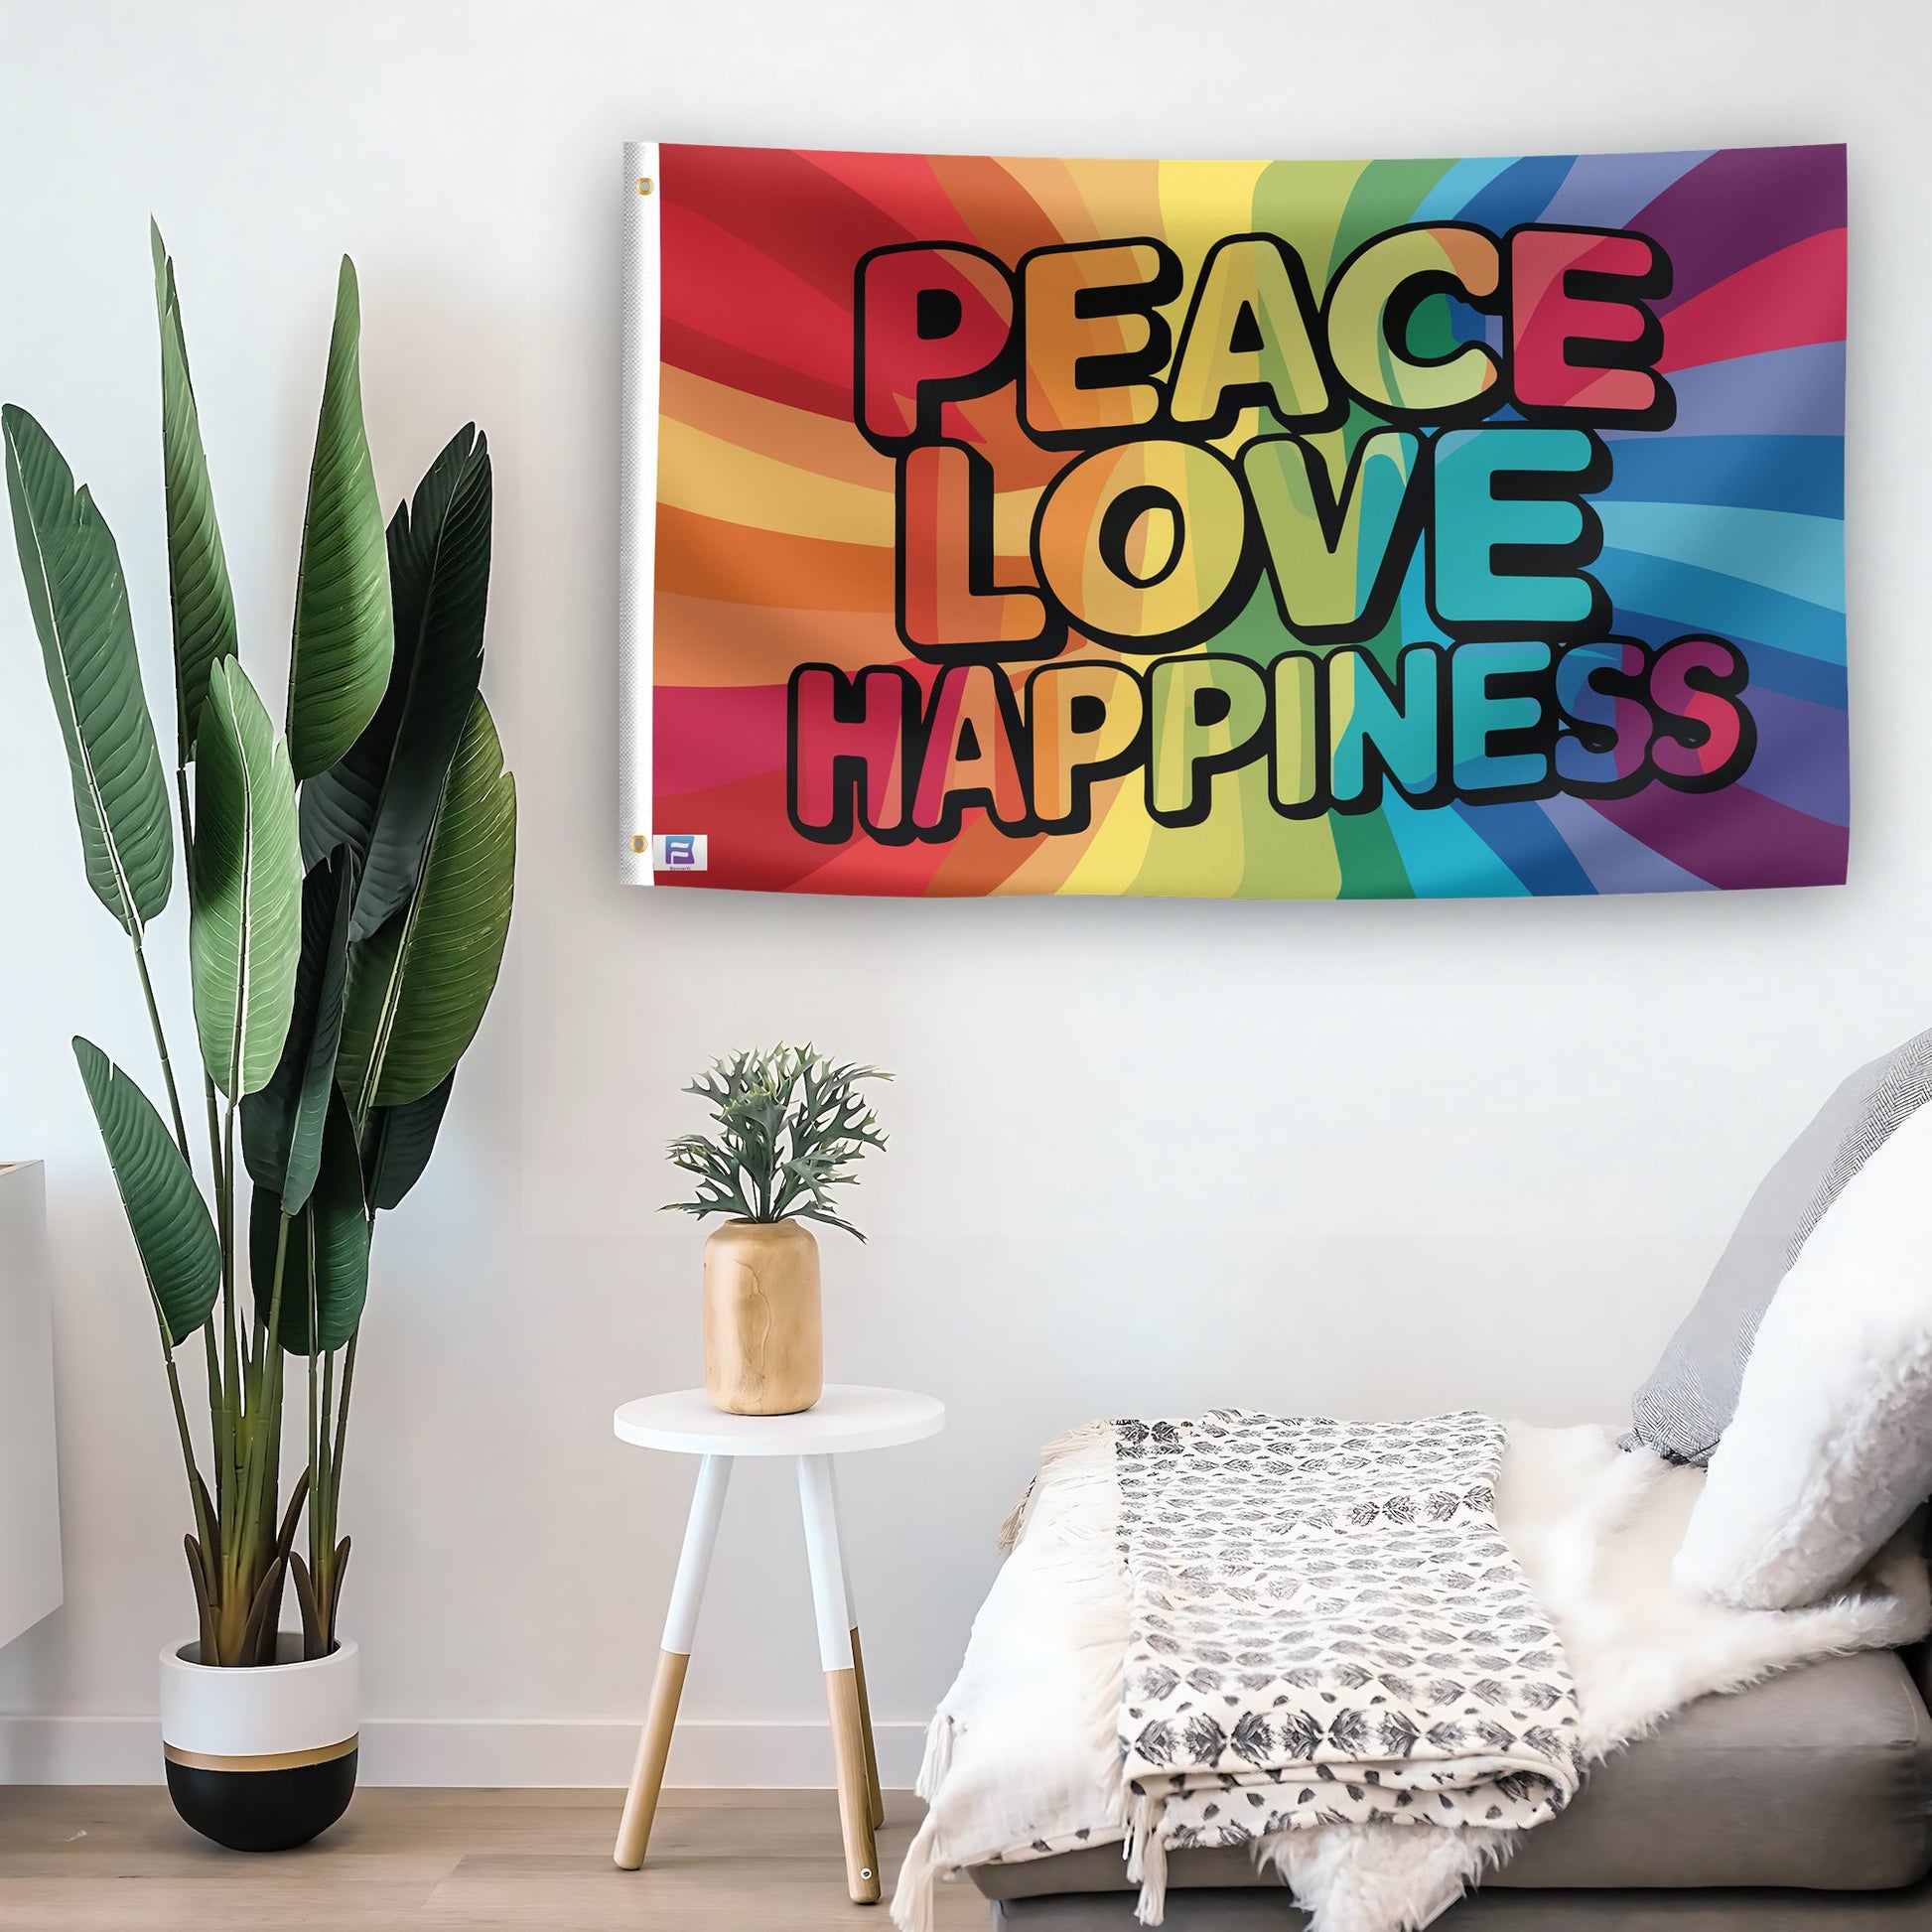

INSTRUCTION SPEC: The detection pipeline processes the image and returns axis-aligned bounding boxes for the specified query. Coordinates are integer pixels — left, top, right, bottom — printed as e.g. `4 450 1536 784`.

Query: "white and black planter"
159 1636 358 1852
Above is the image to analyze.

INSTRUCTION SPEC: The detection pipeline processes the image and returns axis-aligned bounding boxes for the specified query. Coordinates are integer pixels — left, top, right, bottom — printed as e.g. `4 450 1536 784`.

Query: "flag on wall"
619 141 1847 898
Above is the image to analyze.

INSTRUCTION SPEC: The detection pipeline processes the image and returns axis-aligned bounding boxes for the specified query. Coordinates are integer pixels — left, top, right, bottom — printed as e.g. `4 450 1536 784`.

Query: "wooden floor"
0 1787 986 1930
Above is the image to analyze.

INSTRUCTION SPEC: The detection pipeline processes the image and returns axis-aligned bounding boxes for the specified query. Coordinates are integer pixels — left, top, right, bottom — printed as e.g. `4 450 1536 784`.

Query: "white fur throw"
895 1422 1930 1932
1676 1101 1932 1610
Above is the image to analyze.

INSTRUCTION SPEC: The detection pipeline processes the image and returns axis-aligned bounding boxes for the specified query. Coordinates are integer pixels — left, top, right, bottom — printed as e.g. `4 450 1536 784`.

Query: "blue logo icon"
653 833 707 872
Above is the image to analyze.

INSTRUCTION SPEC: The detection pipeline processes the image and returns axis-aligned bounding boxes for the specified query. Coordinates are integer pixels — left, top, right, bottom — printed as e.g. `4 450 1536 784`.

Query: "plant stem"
319 1334 355 1650
331 1332 356 1498
150 1313 217 1633
308 1330 321 1543
238 1214 290 1586
162 1352 211 1555
305 1247 326 1632
201 1076 229 1521
314 1345 337 1586
129 937 191 1168
220 1096 239 1407
217 1211 287 1663
217 1096 242 1570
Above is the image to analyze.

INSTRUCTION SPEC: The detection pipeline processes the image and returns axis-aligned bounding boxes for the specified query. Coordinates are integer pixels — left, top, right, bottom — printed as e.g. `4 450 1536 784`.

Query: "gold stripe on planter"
163 1735 358 1774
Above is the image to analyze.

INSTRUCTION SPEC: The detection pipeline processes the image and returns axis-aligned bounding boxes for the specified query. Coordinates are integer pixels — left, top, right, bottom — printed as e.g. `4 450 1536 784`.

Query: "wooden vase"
702 1219 823 1416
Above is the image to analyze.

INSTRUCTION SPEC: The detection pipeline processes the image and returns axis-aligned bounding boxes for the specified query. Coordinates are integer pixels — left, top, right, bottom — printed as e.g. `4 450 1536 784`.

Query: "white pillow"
1672 1097 1932 1610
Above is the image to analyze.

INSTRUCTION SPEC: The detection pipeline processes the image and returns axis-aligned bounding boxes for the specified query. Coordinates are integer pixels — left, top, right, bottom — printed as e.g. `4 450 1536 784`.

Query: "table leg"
829 1461 885 1830
614 1453 733 1870
797 1453 881 1904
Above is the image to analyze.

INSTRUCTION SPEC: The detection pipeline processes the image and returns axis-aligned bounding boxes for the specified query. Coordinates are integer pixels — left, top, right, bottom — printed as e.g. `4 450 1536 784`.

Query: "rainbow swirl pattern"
650 143 1846 897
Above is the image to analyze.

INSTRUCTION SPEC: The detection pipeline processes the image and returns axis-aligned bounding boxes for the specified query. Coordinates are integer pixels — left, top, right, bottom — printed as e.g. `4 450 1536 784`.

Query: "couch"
959 1030 1932 1927
969 1644 1932 1927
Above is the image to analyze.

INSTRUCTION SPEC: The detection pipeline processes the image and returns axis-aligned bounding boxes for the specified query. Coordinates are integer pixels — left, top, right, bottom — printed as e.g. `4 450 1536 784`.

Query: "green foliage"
189 658 304 1100
3 403 174 938
302 424 490 939
5 231 512 1664
665 1044 890 1240
241 847 355 1214
337 693 516 1113
72 1037 220 1347
152 221 237 761
287 259 392 780
361 1071 455 1212
250 1089 369 1356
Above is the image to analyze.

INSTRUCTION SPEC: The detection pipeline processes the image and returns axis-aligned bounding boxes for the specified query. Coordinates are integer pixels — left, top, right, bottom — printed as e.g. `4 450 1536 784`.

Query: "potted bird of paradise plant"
3 225 514 1851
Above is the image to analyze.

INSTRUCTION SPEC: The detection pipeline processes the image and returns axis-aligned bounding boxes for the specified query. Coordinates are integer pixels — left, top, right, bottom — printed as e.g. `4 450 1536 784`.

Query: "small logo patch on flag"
653 833 707 872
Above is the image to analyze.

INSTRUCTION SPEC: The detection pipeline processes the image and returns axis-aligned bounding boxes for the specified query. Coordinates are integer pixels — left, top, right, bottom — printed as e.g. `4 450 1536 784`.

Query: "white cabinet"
0 1162 62 1648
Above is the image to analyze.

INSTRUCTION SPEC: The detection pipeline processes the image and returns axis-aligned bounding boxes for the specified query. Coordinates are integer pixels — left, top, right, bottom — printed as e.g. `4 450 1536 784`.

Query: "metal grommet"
630 835 648 854
636 176 653 196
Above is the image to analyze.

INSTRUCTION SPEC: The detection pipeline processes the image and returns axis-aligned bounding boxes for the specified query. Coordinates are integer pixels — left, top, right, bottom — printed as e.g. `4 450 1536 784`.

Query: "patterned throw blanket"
1114 1412 1584 1917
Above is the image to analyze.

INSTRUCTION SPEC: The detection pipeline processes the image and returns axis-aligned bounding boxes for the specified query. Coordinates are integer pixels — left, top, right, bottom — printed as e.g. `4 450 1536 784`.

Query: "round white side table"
610 1384 945 1903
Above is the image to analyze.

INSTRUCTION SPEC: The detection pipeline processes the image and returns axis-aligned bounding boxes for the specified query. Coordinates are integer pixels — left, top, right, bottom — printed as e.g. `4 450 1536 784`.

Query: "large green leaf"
73 1036 219 1347
3 405 174 936
190 658 302 1099
301 425 490 941
250 1088 369 1355
339 694 514 1114
241 848 354 1213
361 1069 455 1211
151 223 237 762
287 258 392 780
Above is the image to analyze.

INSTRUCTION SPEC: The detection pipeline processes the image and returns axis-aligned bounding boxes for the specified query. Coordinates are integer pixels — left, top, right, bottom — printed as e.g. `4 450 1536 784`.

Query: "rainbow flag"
619 142 1846 898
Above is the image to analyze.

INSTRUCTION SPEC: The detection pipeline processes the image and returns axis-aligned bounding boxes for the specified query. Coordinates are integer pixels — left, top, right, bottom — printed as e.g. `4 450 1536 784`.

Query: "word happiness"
788 224 1753 844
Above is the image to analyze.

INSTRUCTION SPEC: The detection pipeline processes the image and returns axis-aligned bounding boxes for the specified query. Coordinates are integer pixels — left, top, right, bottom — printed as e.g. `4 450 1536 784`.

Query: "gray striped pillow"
1624 1027 1932 1465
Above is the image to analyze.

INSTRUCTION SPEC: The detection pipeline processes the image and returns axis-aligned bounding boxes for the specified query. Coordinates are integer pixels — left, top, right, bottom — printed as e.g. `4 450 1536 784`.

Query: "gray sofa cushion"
989 1877 1932 1928
1625 1029 1932 1465
970 1650 1932 1901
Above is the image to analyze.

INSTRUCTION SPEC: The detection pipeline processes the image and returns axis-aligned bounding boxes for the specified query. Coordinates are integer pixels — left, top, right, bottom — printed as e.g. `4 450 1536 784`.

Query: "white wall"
0 0 1926 1786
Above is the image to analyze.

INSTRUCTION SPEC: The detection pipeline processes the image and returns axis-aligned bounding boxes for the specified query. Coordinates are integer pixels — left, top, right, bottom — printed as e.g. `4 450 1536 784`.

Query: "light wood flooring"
0 1786 986 1930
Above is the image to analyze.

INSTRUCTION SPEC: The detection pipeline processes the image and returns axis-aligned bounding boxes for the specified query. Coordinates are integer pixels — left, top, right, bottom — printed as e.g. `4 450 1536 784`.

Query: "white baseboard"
0 1715 928 1788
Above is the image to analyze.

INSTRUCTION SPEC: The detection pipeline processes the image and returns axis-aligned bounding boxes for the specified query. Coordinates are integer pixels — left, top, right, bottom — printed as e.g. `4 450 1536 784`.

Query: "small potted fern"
665 1045 889 1416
